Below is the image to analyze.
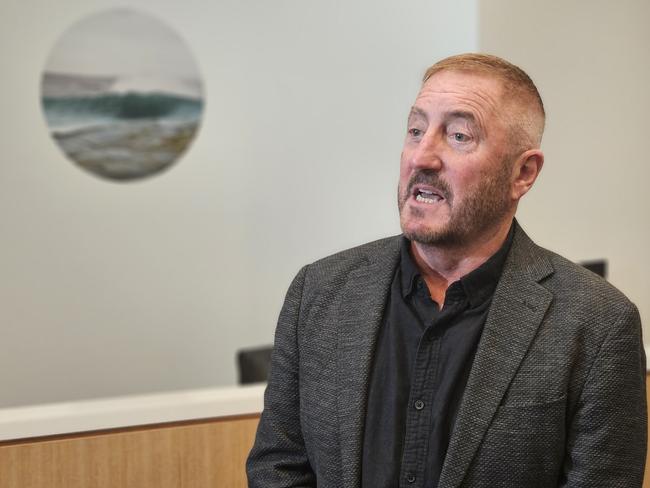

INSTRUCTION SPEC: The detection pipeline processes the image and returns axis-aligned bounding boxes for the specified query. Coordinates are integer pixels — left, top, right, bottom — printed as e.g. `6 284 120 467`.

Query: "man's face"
398 70 517 248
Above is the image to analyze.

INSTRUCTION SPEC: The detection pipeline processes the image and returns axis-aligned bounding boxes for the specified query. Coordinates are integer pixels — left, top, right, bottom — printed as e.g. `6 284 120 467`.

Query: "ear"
511 149 544 201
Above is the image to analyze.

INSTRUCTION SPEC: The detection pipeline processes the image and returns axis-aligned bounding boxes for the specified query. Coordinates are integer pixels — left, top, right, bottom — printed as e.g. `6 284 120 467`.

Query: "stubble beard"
398 164 513 248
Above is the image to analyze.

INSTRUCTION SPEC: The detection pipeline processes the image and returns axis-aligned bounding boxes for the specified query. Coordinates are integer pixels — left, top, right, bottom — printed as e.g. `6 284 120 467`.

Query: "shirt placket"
398 317 447 487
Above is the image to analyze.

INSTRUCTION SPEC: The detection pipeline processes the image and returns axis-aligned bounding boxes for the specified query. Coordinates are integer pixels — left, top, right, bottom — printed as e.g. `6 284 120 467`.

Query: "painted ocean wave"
42 92 203 132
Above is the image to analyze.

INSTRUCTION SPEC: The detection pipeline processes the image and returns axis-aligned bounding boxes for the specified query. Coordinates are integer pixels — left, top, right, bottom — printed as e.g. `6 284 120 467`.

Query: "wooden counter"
1 378 649 487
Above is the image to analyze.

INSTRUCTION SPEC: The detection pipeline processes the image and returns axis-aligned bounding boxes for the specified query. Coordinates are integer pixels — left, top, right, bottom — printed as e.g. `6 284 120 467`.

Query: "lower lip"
411 194 444 205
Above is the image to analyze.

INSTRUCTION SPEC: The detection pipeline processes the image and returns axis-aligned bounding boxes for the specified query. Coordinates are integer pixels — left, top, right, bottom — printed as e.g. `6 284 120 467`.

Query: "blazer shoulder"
306 235 401 273
538 246 637 318
511 224 632 308
296 235 401 294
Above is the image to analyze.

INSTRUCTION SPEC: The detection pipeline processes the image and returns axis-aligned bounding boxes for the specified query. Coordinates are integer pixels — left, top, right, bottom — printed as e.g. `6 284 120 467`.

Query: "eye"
452 132 470 142
408 128 423 138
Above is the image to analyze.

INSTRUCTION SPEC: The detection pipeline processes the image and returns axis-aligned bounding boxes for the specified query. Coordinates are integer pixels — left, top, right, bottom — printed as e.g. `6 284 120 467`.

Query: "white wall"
479 0 650 345
0 0 477 407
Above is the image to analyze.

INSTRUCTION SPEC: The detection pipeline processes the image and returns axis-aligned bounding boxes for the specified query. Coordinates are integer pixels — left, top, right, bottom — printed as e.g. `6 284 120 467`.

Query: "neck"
410 218 513 306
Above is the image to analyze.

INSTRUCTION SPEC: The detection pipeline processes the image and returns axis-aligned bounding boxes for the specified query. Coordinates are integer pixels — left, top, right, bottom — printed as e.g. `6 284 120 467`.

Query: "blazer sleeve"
560 302 647 487
246 265 317 488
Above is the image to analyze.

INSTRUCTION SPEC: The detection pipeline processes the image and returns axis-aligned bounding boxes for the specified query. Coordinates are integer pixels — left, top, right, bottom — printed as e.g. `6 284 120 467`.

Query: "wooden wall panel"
0 415 260 488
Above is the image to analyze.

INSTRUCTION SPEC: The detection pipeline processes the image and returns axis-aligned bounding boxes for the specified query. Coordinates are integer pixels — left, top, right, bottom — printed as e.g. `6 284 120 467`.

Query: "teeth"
416 194 441 204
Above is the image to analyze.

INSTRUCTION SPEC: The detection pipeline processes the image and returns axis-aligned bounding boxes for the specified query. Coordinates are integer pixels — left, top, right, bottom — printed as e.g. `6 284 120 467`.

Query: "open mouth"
412 185 444 204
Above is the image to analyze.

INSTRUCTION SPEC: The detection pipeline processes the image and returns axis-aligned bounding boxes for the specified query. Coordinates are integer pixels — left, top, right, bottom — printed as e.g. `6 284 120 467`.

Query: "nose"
409 131 443 171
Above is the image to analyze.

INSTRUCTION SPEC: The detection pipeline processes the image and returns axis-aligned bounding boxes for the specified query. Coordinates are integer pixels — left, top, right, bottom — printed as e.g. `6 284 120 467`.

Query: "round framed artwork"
41 8 204 181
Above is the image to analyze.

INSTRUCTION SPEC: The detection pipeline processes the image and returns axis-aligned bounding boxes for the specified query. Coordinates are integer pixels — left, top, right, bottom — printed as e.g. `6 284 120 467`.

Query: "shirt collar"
399 223 515 308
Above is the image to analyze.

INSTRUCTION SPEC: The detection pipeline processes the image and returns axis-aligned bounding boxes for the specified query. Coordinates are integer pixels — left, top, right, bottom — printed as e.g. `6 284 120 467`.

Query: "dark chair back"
237 346 273 384
580 259 607 278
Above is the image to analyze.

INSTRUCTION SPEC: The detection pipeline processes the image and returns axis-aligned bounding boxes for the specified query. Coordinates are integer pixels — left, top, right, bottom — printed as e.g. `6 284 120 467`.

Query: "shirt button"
407 474 416 483
414 400 425 410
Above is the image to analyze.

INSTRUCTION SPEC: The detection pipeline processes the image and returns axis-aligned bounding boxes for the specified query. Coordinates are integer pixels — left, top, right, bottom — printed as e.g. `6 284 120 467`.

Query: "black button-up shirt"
361 227 514 488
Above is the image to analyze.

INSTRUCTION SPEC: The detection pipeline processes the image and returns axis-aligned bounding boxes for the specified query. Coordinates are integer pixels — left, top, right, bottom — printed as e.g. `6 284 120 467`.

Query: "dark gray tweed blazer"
247 223 646 487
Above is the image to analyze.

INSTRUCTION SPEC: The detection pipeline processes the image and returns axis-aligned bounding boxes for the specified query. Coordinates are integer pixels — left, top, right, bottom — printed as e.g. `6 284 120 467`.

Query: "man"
246 54 647 487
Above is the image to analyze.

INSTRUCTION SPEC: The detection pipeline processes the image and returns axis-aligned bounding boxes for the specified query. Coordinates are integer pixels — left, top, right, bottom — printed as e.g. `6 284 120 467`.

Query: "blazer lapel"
337 238 400 488
438 225 554 488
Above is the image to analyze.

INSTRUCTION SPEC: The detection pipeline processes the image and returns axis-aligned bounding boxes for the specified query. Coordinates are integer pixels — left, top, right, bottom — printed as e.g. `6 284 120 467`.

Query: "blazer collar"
438 222 554 487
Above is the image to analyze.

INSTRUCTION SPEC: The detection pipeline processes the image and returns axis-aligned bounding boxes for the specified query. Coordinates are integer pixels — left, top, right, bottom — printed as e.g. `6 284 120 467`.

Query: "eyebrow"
444 110 484 138
408 106 427 122
444 110 478 125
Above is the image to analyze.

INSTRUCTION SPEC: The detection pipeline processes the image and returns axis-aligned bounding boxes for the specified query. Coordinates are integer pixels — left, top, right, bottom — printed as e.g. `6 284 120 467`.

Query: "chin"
401 218 447 245
401 213 467 247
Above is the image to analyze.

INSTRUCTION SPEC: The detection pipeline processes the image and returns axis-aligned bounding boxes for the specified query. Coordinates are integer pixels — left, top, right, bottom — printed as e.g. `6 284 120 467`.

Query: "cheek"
445 168 483 204
454 155 495 184
398 156 410 184
399 150 408 170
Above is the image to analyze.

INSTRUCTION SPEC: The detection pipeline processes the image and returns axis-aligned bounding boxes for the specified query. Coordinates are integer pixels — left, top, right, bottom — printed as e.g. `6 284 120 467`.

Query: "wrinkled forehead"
414 70 507 115
412 70 512 133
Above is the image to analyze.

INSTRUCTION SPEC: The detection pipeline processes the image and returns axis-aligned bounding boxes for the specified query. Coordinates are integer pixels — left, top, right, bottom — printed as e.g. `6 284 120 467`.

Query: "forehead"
412 70 506 122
